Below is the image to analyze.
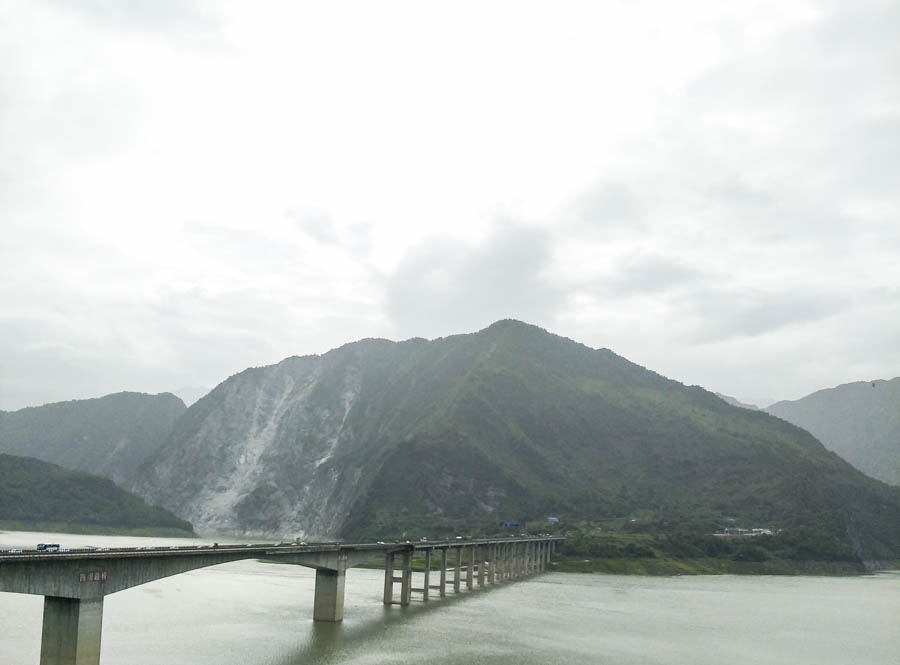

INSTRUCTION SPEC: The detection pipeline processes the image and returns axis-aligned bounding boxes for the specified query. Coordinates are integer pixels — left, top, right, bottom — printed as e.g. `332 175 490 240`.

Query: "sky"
1 0 898 410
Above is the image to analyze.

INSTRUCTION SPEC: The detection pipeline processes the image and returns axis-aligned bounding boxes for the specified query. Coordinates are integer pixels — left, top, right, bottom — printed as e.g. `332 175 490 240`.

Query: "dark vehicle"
36 543 60 552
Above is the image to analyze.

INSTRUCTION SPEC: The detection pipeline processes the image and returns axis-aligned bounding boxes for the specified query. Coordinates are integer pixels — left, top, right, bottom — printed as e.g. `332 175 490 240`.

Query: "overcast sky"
1 0 898 410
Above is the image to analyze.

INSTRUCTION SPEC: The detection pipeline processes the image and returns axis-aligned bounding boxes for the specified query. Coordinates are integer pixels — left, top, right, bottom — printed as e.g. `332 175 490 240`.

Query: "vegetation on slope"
766 378 900 485
0 453 194 535
340 321 900 564
0 391 186 485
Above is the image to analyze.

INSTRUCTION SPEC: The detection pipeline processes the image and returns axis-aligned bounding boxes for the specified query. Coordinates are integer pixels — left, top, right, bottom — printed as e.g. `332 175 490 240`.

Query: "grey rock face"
136 345 394 538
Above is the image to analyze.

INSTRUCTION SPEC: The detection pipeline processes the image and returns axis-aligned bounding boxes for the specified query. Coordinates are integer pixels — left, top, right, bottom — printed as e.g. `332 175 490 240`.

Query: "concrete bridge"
0 536 562 665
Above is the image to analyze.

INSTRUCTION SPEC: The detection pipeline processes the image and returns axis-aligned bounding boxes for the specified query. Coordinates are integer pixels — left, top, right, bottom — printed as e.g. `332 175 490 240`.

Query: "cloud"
680 289 852 343
603 255 714 296
385 223 565 338
286 208 373 256
570 181 644 230
45 0 217 32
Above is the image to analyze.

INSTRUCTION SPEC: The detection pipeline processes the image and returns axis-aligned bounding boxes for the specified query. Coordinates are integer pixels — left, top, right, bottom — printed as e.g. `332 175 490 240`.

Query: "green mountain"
766 378 900 486
0 392 186 485
134 321 900 564
0 453 193 534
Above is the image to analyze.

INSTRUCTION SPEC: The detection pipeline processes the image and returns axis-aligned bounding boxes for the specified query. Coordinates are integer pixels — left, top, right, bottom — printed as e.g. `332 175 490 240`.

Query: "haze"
1 0 898 410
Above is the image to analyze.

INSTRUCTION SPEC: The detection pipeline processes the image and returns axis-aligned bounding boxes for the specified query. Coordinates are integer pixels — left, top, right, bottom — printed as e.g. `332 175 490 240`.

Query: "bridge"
0 535 562 665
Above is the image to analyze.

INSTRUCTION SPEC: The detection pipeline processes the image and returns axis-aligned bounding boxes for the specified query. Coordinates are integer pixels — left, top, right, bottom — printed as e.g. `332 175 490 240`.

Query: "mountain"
0 392 186 485
0 453 193 534
766 378 900 486
134 321 900 562
715 393 760 410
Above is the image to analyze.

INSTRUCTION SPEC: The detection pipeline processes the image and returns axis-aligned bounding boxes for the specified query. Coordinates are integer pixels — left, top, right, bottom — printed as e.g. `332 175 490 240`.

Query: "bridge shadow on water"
268 578 517 665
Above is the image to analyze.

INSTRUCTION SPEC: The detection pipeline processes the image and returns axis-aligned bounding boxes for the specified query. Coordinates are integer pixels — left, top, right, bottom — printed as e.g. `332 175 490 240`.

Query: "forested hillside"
0 392 185 485
767 378 900 485
134 320 900 563
0 453 193 534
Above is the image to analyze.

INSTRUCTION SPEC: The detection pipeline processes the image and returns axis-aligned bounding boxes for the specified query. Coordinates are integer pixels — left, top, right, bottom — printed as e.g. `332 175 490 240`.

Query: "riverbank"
0 521 196 538
548 556 883 576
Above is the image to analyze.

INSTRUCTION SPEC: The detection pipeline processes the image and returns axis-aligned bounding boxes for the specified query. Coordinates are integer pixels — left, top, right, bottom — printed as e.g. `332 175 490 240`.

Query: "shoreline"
0 521 196 538
549 556 898 576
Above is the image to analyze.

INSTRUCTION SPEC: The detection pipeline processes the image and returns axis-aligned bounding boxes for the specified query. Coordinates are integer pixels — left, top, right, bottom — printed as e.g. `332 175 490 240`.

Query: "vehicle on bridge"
36 543 60 552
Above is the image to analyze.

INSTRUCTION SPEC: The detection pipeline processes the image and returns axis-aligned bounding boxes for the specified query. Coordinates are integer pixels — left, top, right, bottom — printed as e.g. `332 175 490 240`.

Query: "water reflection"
275 579 510 665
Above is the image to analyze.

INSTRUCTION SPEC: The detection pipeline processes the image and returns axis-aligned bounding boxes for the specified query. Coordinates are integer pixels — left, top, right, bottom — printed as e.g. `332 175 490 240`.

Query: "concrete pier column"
466 546 474 590
439 548 447 597
488 545 496 584
313 569 346 622
477 546 486 586
40 596 104 665
453 547 461 593
400 551 412 606
423 549 432 601
383 552 395 605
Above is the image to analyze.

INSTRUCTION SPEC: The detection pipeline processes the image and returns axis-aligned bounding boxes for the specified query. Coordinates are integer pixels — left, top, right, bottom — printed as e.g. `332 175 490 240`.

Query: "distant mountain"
766 378 900 486
0 392 186 485
135 321 900 563
0 453 193 533
715 393 760 410
739 396 778 409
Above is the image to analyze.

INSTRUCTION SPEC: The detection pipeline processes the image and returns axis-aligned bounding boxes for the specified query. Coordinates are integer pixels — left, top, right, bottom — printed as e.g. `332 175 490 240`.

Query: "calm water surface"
1 531 898 664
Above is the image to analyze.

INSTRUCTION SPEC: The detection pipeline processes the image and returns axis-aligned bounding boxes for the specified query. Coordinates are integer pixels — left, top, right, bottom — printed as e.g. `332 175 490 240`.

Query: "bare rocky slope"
134 321 900 563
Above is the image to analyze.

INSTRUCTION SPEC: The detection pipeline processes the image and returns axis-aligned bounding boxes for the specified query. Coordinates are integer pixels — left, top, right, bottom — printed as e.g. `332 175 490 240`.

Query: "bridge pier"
39 596 104 665
313 569 345 622
400 551 412 606
422 549 432 601
383 552 395 605
439 548 447 597
477 546 485 586
453 547 461 593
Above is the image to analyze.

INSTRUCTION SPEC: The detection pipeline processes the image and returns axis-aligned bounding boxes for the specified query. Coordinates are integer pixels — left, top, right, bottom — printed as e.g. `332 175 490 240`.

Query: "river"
1 531 897 664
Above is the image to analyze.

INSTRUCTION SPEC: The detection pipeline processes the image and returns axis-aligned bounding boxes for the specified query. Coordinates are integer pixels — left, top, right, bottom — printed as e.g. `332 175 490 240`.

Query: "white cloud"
1 0 898 409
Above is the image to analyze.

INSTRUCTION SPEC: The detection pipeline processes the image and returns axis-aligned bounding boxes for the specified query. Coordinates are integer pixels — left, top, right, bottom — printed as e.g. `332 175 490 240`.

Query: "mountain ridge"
131 320 900 563
766 377 900 485
0 391 186 485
